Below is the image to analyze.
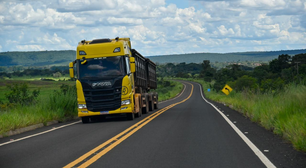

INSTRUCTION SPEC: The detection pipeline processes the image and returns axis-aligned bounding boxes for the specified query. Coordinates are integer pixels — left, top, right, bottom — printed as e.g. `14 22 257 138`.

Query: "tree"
200 60 216 82
269 54 291 74
234 75 257 91
252 64 269 84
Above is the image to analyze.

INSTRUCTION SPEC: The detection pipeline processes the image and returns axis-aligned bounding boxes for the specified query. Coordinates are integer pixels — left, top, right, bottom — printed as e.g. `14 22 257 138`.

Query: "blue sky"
166 0 190 8
0 0 305 56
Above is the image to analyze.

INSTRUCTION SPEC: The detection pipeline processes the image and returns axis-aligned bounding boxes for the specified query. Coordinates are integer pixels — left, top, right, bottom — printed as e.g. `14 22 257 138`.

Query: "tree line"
201 53 306 92
157 53 306 93
0 66 69 79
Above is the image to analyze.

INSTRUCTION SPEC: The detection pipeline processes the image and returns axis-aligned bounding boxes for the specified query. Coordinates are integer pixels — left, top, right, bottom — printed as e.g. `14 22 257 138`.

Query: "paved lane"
1 81 305 167
86 81 268 168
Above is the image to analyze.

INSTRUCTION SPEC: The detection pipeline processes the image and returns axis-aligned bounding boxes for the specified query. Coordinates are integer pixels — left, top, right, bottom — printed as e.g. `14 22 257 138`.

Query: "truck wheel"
135 96 142 118
149 99 154 111
135 110 142 118
82 117 90 124
142 95 149 114
154 101 158 109
154 93 158 109
127 113 134 120
142 100 149 114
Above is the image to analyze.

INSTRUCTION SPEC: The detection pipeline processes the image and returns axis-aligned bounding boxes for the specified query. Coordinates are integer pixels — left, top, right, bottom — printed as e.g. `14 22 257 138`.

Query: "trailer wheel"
142 102 148 114
149 99 154 111
154 93 158 109
142 94 149 114
82 117 90 124
127 113 134 120
135 110 142 118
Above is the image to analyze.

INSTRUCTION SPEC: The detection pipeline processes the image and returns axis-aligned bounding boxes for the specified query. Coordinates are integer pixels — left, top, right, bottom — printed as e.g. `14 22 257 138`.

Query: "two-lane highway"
0 81 304 167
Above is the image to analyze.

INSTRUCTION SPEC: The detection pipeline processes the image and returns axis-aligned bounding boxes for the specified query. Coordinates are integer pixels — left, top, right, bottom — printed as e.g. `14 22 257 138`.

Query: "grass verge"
155 80 183 101
0 79 183 136
0 82 77 135
186 78 306 152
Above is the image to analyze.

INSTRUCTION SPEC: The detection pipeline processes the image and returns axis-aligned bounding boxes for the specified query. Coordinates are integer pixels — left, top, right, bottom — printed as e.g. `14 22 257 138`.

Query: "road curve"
0 81 305 168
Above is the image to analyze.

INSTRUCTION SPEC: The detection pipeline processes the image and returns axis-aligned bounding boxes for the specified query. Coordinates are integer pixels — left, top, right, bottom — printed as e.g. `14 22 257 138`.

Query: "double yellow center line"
64 82 193 168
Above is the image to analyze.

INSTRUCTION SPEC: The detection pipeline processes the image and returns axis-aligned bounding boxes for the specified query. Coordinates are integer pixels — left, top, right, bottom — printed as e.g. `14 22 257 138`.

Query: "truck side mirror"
130 57 135 73
69 61 75 78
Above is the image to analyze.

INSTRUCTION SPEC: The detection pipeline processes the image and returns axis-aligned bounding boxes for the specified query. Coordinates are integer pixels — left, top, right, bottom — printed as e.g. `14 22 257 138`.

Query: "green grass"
0 78 183 136
0 79 75 102
0 79 77 135
189 78 306 152
155 80 184 101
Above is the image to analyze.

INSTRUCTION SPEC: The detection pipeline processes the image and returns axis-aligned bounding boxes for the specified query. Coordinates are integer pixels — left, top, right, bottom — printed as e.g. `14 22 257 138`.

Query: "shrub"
4 82 40 106
261 77 284 93
234 75 258 91
47 84 77 118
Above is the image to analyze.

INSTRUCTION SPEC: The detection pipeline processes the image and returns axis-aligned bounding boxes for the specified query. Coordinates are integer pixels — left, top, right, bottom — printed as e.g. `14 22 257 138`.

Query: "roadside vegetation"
193 79 306 151
0 77 182 136
155 78 183 101
0 80 77 135
158 53 306 152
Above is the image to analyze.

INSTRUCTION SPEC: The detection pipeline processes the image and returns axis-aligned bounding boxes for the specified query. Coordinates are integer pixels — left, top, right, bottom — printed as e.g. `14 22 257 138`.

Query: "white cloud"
189 23 205 34
241 0 286 8
217 25 234 36
107 17 143 25
151 0 165 6
16 45 45 51
0 0 305 55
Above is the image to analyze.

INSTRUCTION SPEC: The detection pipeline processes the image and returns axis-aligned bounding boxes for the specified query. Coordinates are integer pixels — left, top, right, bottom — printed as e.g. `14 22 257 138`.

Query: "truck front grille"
83 86 122 112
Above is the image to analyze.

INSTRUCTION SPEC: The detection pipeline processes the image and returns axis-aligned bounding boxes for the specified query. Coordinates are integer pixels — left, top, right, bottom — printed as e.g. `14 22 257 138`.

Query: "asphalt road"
0 81 305 168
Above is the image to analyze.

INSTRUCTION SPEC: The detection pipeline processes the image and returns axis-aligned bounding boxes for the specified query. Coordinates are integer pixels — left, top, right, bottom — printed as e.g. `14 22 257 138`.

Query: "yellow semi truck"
69 37 158 123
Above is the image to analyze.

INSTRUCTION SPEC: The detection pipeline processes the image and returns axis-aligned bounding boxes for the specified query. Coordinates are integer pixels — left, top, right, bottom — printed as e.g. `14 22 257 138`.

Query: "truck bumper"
78 104 134 117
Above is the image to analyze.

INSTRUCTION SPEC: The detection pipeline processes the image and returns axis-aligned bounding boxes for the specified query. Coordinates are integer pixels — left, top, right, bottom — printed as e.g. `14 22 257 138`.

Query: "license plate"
100 111 109 114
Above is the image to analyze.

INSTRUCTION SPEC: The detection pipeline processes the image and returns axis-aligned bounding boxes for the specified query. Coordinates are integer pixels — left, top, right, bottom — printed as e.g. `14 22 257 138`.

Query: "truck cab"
70 37 157 123
70 38 137 123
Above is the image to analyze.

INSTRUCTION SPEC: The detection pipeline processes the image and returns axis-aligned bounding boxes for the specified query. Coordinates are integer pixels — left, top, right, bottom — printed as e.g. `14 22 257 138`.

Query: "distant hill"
147 49 306 64
0 50 75 67
0 49 305 67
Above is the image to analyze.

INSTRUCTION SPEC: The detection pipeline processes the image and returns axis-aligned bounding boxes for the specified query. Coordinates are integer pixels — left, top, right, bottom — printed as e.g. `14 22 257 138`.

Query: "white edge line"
197 83 276 168
160 83 186 104
0 121 81 147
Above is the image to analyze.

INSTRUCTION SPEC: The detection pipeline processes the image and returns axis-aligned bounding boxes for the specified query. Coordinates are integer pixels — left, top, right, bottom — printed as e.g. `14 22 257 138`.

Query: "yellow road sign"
222 84 233 95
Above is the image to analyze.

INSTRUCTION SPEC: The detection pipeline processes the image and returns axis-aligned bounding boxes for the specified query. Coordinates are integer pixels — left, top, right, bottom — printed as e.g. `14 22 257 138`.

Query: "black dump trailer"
146 58 157 90
131 49 158 112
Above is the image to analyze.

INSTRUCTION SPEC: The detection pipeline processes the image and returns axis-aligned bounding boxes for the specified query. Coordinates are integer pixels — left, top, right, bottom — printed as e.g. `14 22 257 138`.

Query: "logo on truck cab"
92 81 112 88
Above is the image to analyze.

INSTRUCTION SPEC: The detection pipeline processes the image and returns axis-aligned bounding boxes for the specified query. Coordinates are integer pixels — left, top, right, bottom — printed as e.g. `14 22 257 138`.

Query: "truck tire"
135 111 142 118
142 94 149 114
135 104 142 118
127 113 134 120
154 93 158 109
82 117 90 124
135 96 142 118
142 101 149 114
149 99 154 111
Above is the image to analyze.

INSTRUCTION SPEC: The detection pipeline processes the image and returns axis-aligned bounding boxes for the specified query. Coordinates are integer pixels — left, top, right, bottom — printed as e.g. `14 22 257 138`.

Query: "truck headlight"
121 99 130 105
78 104 87 109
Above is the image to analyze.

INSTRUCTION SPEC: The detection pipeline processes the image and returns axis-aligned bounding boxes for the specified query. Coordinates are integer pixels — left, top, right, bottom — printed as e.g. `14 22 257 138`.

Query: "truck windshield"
78 56 126 80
